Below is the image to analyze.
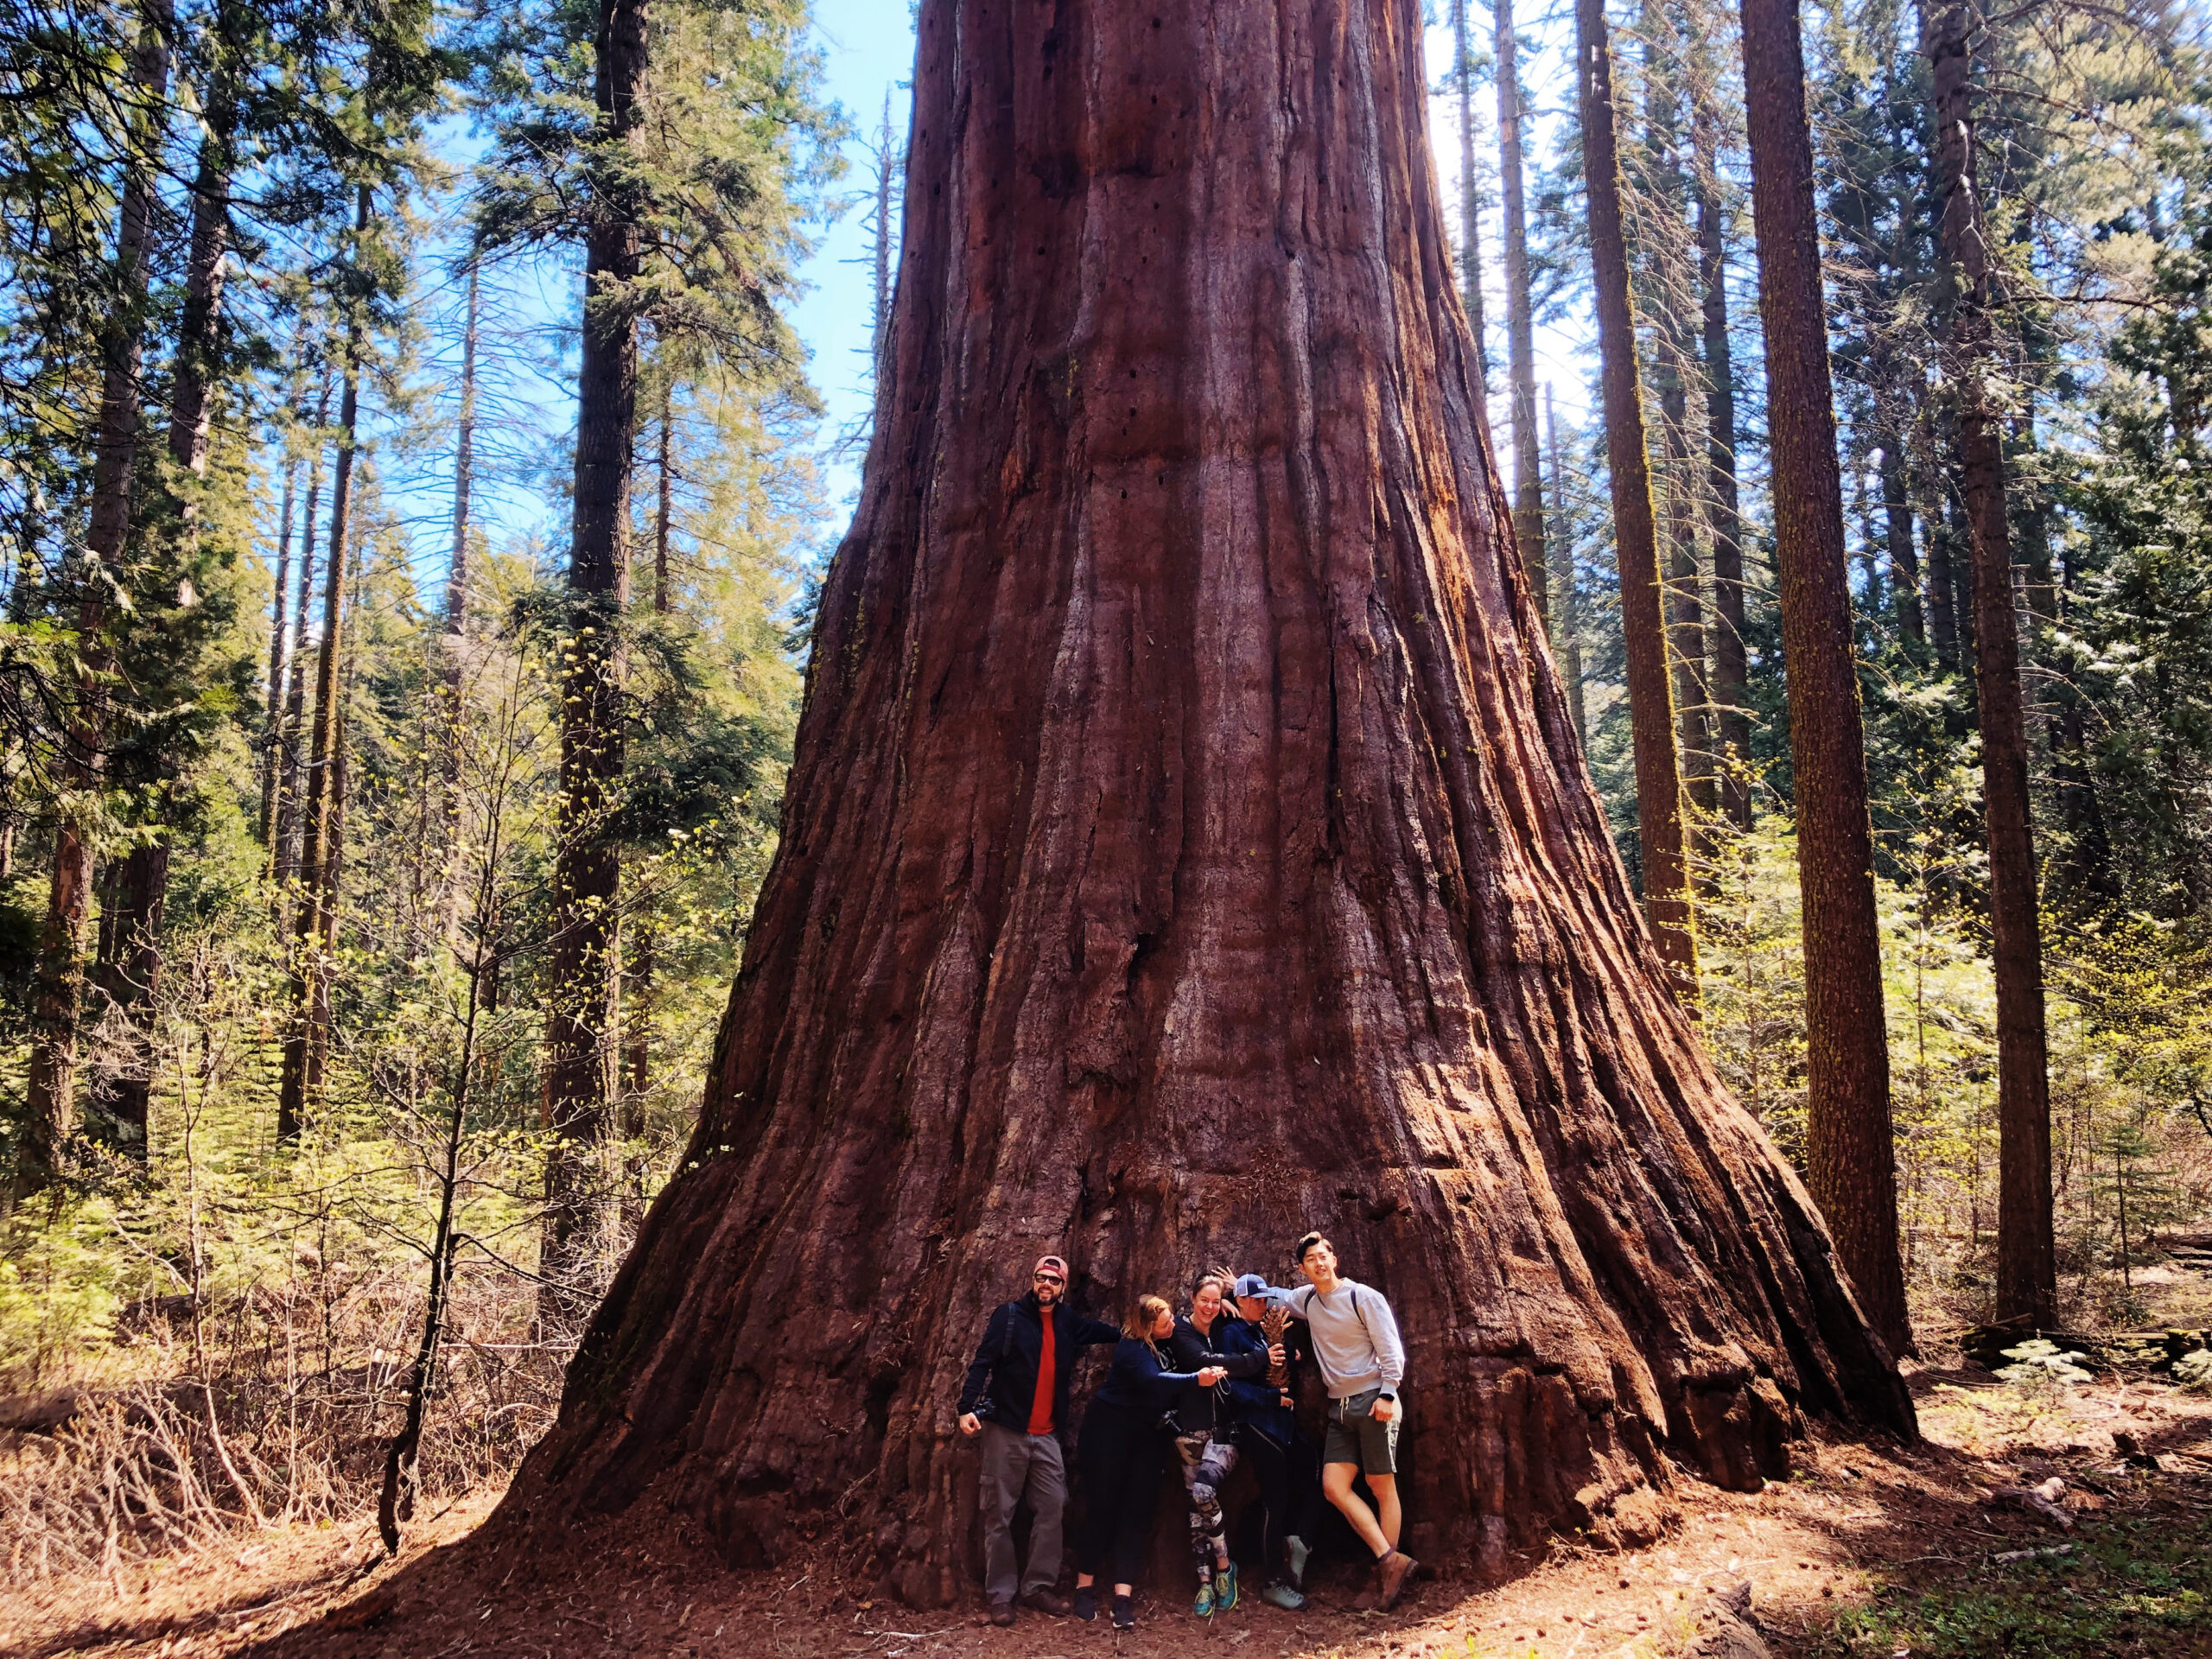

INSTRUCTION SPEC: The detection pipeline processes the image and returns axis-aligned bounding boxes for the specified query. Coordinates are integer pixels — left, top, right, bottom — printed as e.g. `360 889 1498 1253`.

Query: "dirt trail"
5 1365 2208 1659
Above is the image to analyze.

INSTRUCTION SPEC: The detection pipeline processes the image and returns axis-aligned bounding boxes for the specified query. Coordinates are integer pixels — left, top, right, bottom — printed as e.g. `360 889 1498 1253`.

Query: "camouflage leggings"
1175 1430 1240 1578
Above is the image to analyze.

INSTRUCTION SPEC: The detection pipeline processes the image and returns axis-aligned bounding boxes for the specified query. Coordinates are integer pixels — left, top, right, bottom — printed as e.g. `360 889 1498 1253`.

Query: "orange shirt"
1027 1313 1056 1433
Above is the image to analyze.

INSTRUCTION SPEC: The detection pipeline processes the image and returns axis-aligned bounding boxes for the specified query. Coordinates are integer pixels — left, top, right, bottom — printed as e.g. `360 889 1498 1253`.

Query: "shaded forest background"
0 0 2209 1595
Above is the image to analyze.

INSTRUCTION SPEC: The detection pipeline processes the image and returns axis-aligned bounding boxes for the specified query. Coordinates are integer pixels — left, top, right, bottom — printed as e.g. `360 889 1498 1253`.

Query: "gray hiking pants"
978 1421 1066 1602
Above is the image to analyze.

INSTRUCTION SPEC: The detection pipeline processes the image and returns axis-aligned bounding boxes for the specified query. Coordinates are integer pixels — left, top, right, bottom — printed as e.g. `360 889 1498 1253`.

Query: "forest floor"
3 1359 2209 1659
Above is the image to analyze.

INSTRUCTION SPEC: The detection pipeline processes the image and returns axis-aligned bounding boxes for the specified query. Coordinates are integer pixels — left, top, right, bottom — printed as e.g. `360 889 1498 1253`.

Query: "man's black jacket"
957 1293 1120 1433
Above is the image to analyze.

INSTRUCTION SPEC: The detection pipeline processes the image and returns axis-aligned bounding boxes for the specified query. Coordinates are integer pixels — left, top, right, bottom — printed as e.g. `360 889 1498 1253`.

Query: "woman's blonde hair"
1124 1294 1173 1341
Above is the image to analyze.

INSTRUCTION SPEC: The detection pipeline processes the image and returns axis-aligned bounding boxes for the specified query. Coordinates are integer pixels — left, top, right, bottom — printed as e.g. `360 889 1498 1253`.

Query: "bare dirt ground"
5 1362 2209 1659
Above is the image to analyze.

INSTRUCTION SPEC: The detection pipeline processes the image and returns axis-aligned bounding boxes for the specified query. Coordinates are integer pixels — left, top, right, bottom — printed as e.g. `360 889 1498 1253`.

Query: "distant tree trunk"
541 0 649 1317
435 264 480 937
1928 0 2054 1325
1451 0 1491 408
873 91 898 379
1657 330 1715 841
273 410 325 887
1922 446 1959 665
260 452 299 845
1546 385 1589 748
501 0 1909 1597
1576 0 1696 981
88 836 168 1155
16 5 172 1205
625 383 677 1107
1493 0 1544 623
1878 436 1924 645
278 194 371 1147
1693 101 1752 829
1742 0 1910 1353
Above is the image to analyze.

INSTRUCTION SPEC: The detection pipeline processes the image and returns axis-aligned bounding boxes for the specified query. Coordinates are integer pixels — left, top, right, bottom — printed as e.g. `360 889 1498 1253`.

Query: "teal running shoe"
1213 1560 1239 1613
1192 1577 1217 1618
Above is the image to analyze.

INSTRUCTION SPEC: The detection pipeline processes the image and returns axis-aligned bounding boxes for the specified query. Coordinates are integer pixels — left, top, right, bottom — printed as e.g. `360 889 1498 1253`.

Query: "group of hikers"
957 1231 1417 1630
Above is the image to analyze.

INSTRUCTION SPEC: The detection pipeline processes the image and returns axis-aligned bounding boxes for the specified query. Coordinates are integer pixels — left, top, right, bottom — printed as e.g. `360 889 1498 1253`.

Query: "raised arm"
1074 1315 1122 1347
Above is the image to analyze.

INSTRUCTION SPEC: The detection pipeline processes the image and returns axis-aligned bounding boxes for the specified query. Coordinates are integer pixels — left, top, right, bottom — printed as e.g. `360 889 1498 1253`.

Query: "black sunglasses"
1033 1272 1065 1284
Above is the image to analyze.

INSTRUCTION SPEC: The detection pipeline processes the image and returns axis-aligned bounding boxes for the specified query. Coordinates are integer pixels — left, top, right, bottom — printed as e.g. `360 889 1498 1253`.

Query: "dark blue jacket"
1218 1316 1297 1444
1090 1336 1211 1414
957 1293 1120 1433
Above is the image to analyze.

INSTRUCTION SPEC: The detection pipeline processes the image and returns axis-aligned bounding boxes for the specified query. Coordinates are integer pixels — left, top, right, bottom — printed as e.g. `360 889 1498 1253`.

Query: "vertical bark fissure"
1577 0 1696 980
1743 0 1910 1351
1927 0 2054 1325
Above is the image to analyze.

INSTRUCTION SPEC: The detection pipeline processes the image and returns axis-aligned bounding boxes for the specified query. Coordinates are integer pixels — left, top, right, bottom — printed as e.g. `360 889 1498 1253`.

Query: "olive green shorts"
1323 1388 1400 1477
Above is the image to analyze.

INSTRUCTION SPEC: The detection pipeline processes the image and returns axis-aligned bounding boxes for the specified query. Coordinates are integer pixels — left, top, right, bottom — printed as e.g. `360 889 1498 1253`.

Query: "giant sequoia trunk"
502 0 1910 1600
1741 0 1910 1354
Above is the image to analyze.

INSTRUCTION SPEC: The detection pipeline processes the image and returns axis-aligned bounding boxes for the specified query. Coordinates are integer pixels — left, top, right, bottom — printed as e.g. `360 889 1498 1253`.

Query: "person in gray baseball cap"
1220 1272 1326 1608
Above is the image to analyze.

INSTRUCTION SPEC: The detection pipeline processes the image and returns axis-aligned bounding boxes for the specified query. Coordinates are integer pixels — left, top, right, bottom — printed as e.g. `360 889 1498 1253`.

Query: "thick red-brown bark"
501 0 1910 1599
1575 0 1695 978
1740 0 1910 1353
1927 0 2053 1325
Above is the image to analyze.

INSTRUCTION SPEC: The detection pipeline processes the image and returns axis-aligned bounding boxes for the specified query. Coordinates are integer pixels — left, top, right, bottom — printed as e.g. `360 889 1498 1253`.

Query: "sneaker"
1376 1549 1418 1611
1073 1585 1097 1622
1192 1576 1216 1618
1213 1560 1239 1613
1018 1588 1069 1617
1263 1582 1307 1611
1111 1592 1136 1630
1285 1535 1311 1590
988 1598 1016 1627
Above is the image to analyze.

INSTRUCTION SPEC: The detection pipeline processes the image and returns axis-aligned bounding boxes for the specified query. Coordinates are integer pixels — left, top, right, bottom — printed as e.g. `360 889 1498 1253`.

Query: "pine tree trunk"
260 453 298 845
16 5 172 1204
501 0 1910 1596
94 49 235 1167
273 385 327 884
1741 0 1910 1353
435 264 480 938
1493 0 1544 625
1545 387 1590 749
278 207 370 1146
541 0 648 1319
1576 0 1696 980
1657 330 1715 838
1693 108 1752 830
1927 0 2054 1324
1878 437 1924 645
1923 454 1959 665
1450 0 1491 409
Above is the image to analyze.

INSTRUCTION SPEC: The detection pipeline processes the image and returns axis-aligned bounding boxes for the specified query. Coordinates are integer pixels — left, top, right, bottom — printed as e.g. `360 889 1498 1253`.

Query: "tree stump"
496 0 1914 1605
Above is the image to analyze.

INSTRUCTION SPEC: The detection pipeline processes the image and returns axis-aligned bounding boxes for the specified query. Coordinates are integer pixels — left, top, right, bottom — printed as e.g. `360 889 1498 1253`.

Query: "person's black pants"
1077 1403 1167 1587
1239 1424 1327 1578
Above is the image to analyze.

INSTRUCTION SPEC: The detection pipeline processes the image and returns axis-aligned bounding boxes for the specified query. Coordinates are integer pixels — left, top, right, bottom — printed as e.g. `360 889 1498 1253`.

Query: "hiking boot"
1213 1560 1239 1613
988 1598 1016 1627
1018 1588 1070 1617
1263 1582 1307 1611
1376 1549 1417 1611
1072 1585 1097 1622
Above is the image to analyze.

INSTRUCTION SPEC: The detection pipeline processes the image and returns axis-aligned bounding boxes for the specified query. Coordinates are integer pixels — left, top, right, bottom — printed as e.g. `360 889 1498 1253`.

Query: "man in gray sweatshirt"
1283 1231 1416 1611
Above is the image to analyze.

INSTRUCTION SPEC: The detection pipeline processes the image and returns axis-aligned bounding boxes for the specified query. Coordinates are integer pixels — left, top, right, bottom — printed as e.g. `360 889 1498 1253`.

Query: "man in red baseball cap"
957 1255 1121 1625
